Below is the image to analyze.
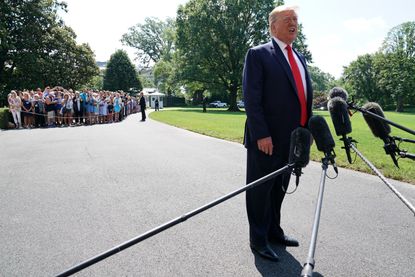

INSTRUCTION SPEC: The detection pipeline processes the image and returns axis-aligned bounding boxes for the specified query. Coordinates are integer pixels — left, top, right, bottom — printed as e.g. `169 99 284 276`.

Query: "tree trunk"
227 83 240 112
395 95 404 112
193 89 204 105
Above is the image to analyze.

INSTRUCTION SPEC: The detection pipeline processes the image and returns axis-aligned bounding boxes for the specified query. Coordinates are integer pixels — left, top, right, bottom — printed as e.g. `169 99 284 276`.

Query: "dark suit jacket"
243 39 313 155
139 97 146 110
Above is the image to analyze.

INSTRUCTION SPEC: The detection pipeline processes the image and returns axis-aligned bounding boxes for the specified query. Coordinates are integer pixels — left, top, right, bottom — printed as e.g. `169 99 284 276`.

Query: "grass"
150 108 246 142
150 107 415 184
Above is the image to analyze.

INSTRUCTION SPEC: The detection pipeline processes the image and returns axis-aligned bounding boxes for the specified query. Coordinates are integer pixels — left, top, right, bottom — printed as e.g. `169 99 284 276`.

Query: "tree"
121 17 176 67
379 21 415 111
0 0 98 98
294 23 312 62
153 59 179 95
175 0 312 111
103 50 142 92
308 65 335 108
138 73 155 88
343 53 388 106
308 65 335 93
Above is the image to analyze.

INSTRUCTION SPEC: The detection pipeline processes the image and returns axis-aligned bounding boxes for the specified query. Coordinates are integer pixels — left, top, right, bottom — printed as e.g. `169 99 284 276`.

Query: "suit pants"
246 145 291 246
141 108 146 121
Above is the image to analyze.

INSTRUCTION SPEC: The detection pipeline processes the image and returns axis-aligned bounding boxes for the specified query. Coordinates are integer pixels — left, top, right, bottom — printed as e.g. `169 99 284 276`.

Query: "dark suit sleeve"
243 48 270 142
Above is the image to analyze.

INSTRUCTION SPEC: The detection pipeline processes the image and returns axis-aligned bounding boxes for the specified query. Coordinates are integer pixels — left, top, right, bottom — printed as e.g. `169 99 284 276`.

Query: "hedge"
0 107 11 129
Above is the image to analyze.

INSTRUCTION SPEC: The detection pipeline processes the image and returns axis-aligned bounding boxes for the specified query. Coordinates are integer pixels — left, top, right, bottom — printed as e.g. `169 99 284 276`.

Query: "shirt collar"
272 36 292 52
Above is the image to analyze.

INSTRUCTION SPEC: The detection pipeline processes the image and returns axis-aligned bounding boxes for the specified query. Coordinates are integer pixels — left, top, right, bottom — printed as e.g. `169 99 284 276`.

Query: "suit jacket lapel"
269 40 299 98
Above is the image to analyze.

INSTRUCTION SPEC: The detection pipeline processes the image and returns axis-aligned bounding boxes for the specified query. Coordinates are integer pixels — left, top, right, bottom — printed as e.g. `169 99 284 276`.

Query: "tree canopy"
343 21 415 111
121 17 176 67
103 50 142 92
0 0 98 99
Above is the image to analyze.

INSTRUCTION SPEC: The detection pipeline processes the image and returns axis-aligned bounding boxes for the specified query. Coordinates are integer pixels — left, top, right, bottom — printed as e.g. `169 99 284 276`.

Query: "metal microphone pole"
393 137 415 144
56 164 294 277
301 156 330 277
399 152 415 160
349 143 415 215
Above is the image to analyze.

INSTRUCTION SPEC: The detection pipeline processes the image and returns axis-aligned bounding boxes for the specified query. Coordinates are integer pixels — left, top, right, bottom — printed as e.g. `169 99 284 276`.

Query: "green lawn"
150 107 415 184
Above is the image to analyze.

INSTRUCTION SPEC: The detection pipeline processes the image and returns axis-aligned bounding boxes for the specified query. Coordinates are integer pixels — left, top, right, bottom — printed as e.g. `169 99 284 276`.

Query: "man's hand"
257 137 273 156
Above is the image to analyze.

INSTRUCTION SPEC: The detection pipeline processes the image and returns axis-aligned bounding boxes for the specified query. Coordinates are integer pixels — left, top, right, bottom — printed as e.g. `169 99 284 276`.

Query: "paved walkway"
0 114 414 276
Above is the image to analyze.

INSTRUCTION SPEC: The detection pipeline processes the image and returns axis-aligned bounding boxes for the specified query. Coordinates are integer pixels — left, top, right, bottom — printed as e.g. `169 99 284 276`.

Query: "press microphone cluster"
328 86 415 167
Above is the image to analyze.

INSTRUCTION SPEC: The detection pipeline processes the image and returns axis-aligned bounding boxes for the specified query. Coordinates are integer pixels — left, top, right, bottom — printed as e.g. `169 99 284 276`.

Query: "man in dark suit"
243 5 313 262
139 92 146 121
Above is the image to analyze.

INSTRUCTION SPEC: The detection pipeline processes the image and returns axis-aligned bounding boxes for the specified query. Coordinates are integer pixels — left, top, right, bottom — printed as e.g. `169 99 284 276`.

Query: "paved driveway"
1 114 414 276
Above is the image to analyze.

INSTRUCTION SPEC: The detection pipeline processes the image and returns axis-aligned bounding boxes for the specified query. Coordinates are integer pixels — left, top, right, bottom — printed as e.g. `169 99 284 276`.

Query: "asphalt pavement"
0 113 414 277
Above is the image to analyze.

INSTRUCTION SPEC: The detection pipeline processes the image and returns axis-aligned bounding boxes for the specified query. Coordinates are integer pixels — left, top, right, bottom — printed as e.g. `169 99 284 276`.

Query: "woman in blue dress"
114 93 121 122
87 92 95 124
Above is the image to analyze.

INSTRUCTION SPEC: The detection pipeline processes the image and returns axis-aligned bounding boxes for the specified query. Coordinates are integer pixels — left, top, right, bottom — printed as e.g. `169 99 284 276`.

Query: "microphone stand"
56 164 294 277
392 137 415 161
393 137 415 144
301 155 332 277
348 103 415 136
349 143 415 215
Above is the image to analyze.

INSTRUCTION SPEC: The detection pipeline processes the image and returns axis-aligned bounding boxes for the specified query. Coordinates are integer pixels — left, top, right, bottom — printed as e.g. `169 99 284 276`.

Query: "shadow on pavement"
252 245 325 276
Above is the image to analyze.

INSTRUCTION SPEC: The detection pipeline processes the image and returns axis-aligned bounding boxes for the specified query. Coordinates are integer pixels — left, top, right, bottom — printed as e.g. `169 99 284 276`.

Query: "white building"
142 88 165 109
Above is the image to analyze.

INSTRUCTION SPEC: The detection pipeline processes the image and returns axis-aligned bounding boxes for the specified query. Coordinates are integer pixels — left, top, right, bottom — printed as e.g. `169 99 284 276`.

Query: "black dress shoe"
250 243 279 262
269 235 299 247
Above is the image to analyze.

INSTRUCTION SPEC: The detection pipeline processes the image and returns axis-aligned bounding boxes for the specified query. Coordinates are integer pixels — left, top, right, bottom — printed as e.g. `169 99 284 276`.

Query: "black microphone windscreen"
289 127 311 168
362 102 391 139
309 115 335 153
328 97 352 136
328 87 348 101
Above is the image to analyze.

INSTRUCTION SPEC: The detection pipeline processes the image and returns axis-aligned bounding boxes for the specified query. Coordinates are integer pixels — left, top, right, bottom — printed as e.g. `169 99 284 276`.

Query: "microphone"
328 87 353 116
289 127 311 186
328 97 353 163
328 87 348 101
362 102 399 167
308 115 338 173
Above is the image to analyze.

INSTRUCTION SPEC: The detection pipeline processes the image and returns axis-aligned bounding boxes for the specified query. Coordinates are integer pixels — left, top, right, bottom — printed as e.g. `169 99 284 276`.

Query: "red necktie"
286 45 307 126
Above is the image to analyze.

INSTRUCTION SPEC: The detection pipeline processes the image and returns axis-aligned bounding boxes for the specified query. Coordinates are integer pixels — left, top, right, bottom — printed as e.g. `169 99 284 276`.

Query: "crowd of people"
7 87 143 129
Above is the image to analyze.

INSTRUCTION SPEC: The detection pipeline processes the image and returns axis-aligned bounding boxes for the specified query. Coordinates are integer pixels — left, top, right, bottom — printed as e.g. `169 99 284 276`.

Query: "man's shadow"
252 244 324 277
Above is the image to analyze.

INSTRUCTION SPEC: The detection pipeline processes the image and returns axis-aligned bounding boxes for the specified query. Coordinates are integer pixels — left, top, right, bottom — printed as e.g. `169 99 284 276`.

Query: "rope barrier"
15 109 139 119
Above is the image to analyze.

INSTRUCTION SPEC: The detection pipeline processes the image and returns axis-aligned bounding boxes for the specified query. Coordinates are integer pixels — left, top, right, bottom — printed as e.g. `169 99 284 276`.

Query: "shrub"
0 108 11 129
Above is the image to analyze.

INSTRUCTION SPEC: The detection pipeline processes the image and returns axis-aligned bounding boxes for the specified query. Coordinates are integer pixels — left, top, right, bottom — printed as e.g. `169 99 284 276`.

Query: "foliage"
0 0 99 99
342 21 415 112
312 91 328 109
121 17 176 67
343 53 389 106
0 107 10 129
175 0 312 111
176 0 273 111
83 72 104 91
153 58 180 95
309 65 335 93
138 73 155 88
103 50 142 92
122 17 179 95
379 21 415 111
294 24 312 62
